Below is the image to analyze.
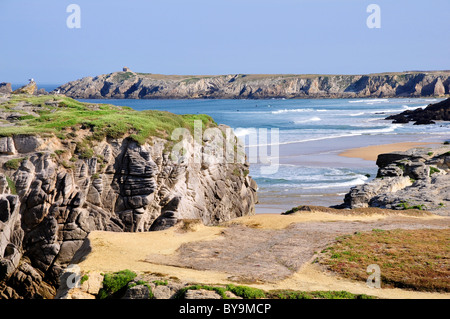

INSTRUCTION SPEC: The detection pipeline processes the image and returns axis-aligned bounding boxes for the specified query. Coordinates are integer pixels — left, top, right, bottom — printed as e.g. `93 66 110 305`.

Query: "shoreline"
338 142 441 161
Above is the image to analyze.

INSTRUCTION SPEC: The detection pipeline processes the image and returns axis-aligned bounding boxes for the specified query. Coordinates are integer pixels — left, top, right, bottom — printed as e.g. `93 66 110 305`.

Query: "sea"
76 97 449 213
20 83 448 213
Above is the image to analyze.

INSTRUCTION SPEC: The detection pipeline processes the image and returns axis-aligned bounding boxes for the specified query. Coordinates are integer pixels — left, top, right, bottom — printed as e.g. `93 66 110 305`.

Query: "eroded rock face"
342 147 450 214
0 130 257 298
57 71 450 99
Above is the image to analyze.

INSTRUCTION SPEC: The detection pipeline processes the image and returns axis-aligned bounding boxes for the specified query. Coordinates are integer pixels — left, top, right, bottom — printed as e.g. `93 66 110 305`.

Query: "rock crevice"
0 130 257 298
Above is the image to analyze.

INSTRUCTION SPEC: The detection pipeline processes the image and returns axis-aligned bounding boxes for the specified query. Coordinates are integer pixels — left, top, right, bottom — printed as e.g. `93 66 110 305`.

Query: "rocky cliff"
0 95 257 299
341 146 450 215
56 70 450 99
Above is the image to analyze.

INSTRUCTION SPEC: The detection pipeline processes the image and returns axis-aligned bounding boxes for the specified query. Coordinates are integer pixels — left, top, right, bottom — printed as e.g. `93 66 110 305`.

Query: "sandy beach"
338 142 440 161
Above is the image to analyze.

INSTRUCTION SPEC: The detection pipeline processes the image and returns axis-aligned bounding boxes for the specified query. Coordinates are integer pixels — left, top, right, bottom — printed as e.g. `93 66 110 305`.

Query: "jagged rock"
342 146 450 214
12 81 37 95
0 126 257 298
434 78 446 96
0 83 12 94
57 71 450 99
12 135 43 153
152 284 174 299
184 289 222 299
0 174 9 194
149 211 179 231
122 284 151 299
0 137 16 155
386 97 450 124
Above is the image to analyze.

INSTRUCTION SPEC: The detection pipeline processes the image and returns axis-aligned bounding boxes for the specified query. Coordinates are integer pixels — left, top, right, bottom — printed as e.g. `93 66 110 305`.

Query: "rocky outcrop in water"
385 97 450 124
341 146 450 215
56 70 450 99
0 116 257 298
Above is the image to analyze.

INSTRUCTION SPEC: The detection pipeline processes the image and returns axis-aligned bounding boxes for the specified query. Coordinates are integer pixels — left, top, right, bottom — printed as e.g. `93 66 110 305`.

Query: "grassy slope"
0 94 216 145
319 228 450 292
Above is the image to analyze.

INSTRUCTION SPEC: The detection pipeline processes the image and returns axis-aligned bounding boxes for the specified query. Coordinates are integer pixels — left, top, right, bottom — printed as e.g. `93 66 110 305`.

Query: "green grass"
5 176 17 195
152 279 168 286
396 201 425 210
128 280 154 299
429 166 440 176
97 269 137 299
4 157 26 170
175 284 228 299
174 283 374 299
269 290 374 299
0 94 217 146
226 284 266 299
113 72 136 82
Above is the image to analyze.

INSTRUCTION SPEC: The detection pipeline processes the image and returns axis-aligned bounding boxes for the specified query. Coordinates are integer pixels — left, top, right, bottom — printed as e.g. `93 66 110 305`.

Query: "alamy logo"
65 264 81 289
66 4 81 29
170 120 279 174
366 264 381 288
366 4 381 29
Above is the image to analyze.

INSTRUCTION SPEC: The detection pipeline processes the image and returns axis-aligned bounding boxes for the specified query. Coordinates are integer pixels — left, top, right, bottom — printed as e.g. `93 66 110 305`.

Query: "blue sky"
0 0 449 84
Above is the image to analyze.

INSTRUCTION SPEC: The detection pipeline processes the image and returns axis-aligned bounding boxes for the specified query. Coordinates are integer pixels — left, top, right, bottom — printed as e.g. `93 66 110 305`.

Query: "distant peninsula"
55 68 450 99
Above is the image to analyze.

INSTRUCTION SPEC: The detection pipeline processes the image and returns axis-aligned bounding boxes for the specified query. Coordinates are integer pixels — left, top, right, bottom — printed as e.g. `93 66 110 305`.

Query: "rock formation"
0 96 257 299
0 83 12 94
341 146 450 215
385 97 450 125
56 71 450 99
12 81 37 95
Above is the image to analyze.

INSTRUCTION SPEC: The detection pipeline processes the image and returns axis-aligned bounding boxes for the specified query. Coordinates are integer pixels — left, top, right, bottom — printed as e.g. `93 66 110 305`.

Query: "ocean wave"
348 99 389 104
245 125 398 147
349 112 365 116
294 116 321 124
271 108 314 114
302 176 367 189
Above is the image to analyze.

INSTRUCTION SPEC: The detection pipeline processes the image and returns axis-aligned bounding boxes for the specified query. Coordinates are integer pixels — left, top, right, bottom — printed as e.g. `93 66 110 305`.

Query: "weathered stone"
12 135 43 153
184 289 222 299
0 137 16 155
341 146 450 214
122 284 151 299
149 211 179 231
12 81 37 95
0 125 257 298
0 82 12 94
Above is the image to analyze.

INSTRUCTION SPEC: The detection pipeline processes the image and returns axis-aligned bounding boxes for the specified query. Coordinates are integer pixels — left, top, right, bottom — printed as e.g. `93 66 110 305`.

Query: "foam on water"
79 97 449 207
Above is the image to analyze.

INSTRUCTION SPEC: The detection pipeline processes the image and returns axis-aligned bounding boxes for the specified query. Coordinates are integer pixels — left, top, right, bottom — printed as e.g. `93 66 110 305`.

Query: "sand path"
76 211 450 299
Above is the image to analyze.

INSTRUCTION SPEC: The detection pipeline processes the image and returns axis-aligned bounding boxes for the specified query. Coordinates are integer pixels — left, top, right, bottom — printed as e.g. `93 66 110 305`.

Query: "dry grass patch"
284 205 432 217
319 228 450 292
